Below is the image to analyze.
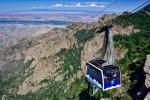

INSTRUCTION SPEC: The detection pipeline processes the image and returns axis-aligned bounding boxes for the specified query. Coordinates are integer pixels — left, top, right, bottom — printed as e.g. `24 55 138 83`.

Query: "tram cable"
76 0 150 33
76 0 120 30
87 0 119 23
114 0 150 25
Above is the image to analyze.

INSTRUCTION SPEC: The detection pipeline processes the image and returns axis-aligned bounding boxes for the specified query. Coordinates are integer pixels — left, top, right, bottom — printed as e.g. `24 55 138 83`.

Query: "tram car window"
103 66 121 90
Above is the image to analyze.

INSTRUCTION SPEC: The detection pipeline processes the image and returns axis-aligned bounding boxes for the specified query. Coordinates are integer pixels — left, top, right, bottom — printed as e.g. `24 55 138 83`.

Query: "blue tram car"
85 60 121 91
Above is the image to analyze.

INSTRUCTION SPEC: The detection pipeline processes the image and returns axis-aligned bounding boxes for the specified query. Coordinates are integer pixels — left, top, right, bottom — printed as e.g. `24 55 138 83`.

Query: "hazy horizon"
0 0 148 12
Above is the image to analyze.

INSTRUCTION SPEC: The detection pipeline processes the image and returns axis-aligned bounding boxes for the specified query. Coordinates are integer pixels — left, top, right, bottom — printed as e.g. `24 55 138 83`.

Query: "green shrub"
74 28 97 44
56 46 83 80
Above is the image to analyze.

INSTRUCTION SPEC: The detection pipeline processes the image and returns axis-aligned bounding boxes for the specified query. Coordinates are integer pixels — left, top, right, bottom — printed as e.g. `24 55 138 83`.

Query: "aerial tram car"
85 25 121 93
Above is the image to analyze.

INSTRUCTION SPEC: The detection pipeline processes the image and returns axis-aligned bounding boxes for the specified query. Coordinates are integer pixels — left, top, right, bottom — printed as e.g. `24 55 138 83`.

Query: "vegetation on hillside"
0 59 35 98
113 31 150 99
113 8 150 30
74 28 97 45
56 47 83 80
8 81 67 100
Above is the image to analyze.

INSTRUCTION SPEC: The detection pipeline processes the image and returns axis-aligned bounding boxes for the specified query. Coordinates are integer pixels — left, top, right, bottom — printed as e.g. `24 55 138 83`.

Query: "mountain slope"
0 4 150 100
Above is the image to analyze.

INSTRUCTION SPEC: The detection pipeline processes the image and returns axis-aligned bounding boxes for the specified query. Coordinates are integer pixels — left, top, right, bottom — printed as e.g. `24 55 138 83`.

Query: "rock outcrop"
144 55 150 89
144 55 150 99
98 14 117 24
112 25 140 35
137 55 150 100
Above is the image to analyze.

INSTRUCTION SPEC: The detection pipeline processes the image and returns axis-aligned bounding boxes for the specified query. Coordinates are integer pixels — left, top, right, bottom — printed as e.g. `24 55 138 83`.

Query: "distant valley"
0 10 114 48
0 24 65 47
0 10 115 22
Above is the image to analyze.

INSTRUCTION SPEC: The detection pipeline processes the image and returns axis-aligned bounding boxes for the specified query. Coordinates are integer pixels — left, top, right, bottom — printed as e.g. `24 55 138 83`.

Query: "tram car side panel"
85 62 103 90
103 67 121 91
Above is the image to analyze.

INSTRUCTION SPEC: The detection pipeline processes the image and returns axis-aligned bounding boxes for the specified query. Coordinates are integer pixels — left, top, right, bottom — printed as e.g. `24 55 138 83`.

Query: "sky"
0 0 149 12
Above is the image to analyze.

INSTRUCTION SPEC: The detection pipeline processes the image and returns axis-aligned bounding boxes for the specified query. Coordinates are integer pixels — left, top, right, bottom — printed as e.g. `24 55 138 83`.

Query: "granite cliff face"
144 55 150 89
0 13 148 99
144 55 150 99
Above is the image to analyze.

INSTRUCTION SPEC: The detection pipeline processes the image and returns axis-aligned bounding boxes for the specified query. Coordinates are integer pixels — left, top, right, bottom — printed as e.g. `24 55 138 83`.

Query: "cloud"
51 3 105 8
75 3 82 7
32 6 46 9
99 5 105 8
85 2 107 5
52 4 63 7
89 3 98 7
33 6 37 9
